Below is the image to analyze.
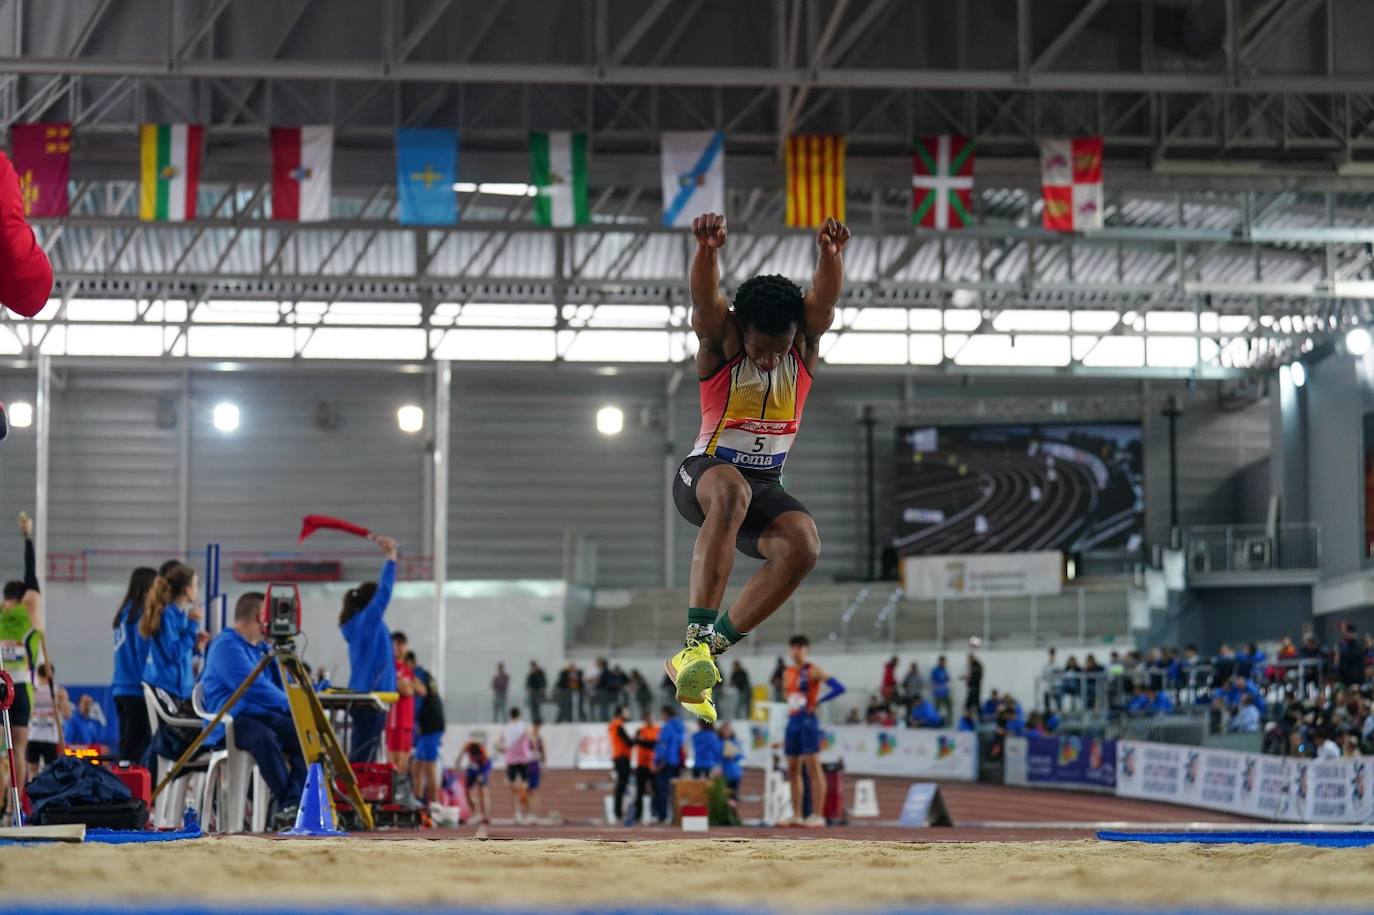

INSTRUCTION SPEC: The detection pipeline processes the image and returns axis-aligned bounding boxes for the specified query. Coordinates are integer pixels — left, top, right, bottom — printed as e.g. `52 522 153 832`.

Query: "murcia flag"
10 123 71 218
1040 137 1103 232
912 135 974 229
271 126 333 222
139 124 203 222
785 134 845 227
660 131 725 227
530 131 589 227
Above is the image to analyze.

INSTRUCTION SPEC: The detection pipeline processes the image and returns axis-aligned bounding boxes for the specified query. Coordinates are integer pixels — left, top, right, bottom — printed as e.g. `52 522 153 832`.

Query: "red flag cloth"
10 123 71 218
298 514 372 543
0 151 54 317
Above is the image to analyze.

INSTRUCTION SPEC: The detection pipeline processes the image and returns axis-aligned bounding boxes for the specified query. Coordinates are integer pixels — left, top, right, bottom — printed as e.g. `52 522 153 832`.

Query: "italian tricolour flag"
530 131 589 227
139 124 203 222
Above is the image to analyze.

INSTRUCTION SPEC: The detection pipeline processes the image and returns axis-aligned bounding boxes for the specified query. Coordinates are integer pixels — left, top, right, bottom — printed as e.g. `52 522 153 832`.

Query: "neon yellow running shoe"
665 641 721 721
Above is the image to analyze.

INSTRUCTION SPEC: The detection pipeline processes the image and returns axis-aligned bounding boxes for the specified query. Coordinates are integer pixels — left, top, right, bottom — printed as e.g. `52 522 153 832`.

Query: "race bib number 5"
715 418 799 469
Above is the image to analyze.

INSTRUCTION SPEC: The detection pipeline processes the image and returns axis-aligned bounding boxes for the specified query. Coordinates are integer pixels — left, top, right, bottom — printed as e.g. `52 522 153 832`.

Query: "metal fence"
1183 523 1322 574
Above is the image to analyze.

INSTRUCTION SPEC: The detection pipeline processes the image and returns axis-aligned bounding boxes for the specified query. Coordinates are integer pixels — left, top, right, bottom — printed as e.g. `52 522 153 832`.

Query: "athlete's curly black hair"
733 274 804 337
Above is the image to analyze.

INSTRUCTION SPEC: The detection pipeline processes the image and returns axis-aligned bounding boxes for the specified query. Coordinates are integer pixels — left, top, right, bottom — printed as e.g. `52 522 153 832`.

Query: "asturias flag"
912 135 974 229
271 126 333 222
139 124 203 222
530 131 589 227
9 123 71 218
395 128 457 226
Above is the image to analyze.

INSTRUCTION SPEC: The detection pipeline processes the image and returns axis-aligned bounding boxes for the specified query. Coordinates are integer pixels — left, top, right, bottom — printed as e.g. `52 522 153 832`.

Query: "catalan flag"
785 134 845 228
139 124 203 222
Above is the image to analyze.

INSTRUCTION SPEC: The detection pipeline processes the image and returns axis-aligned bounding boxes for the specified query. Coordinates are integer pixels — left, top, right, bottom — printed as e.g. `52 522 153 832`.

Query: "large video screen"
894 421 1144 555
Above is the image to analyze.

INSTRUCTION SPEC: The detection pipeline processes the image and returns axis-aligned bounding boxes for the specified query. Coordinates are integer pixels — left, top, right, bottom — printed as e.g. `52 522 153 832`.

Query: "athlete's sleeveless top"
783 663 821 717
0 602 36 685
28 682 57 743
691 346 813 472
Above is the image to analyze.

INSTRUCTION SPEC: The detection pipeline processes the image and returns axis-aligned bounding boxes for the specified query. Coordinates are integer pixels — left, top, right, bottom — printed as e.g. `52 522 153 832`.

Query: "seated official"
202 592 308 818
908 693 945 729
63 694 106 746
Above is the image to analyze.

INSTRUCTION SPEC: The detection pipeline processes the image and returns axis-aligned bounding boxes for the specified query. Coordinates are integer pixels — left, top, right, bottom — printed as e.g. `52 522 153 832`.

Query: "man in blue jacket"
202 592 307 813
651 706 686 824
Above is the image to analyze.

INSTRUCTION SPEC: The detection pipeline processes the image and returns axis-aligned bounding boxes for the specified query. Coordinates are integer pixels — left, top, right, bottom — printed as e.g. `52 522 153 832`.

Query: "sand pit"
4 836 1374 910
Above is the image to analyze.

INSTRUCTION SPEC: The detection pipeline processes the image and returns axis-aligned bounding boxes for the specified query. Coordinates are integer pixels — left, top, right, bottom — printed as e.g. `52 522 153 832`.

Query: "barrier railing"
47 548 435 584
1182 522 1321 574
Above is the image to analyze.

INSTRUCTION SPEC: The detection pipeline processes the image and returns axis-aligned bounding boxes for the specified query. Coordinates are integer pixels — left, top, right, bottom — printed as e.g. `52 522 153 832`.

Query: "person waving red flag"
0 150 54 317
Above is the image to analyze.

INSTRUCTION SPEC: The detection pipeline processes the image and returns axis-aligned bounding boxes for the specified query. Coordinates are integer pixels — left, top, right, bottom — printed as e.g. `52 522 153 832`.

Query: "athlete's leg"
687 464 753 613
721 511 821 635
785 754 803 824
804 753 827 825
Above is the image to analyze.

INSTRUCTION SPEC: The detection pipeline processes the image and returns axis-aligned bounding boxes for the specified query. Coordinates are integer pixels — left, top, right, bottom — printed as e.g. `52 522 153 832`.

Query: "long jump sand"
4 837 1374 909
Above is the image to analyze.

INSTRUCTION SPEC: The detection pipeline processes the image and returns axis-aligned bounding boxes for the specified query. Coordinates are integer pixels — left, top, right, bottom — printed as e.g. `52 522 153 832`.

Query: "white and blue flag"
660 131 725 228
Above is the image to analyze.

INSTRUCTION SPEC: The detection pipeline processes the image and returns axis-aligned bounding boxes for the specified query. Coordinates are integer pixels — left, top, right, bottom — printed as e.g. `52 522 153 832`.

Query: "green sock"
685 607 717 645
708 612 747 655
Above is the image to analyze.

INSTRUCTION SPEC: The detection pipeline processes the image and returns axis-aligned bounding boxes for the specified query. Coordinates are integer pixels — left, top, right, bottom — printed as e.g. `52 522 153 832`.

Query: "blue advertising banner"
1025 735 1116 789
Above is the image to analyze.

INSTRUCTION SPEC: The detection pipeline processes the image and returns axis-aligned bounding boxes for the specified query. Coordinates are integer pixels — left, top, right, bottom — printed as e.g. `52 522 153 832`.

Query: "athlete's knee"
782 529 821 574
703 480 751 525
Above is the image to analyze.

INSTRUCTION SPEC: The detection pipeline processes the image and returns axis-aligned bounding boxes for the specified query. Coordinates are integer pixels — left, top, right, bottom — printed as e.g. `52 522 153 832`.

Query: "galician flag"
139 124 203 222
1040 137 1103 232
271 126 333 222
660 131 725 227
912 135 974 229
530 131 589 227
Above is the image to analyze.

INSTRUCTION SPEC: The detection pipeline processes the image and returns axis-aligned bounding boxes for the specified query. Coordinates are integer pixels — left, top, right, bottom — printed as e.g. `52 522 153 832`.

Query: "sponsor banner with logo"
901 551 1062 599
821 726 978 781
1024 735 1115 791
1117 740 1373 823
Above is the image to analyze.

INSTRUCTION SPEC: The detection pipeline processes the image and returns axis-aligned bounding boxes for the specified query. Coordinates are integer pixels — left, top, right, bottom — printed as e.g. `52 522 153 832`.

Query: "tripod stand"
151 636 374 831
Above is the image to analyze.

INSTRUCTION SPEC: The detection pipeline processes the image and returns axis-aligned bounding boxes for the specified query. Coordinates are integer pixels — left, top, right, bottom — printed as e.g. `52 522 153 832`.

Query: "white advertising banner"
823 726 978 781
1117 740 1374 824
902 551 1063 599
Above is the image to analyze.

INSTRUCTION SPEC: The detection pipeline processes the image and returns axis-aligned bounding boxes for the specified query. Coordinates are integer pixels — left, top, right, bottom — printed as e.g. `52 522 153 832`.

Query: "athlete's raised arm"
689 213 730 341
802 217 850 339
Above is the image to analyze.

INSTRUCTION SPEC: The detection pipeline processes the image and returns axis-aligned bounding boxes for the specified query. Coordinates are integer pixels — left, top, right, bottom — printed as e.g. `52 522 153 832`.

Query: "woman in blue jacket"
140 561 201 705
111 566 157 764
339 534 399 763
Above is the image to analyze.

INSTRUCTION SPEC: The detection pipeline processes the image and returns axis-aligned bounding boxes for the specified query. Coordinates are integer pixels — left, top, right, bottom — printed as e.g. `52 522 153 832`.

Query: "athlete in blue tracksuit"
111 566 157 764
339 535 399 762
652 707 686 824
691 720 723 778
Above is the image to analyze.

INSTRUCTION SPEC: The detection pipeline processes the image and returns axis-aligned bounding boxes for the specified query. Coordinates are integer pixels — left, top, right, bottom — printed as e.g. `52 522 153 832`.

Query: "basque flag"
271 126 333 222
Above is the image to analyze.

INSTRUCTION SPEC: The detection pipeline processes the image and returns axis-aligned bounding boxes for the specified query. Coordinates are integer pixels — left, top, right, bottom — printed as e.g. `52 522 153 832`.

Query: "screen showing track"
894 422 1144 555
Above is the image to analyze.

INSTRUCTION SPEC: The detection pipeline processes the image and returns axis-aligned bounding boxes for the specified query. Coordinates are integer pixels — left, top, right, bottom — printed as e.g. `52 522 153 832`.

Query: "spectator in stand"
908 692 944 729
609 706 634 824
1083 654 1104 710
1219 674 1266 719
1299 633 1326 695
457 738 491 824
526 660 547 723
111 566 157 765
1230 693 1261 733
612 664 630 709
963 652 984 714
719 721 744 800
659 671 676 711
386 632 425 771
553 663 572 723
652 705 686 825
901 662 923 716
1338 622 1365 687
569 662 586 722
1128 687 1174 717
1317 726 1342 760
64 694 105 748
630 669 654 720
880 656 898 703
956 711 977 732
1040 648 1059 711
339 535 399 763
491 663 510 721
629 710 658 825
592 658 615 722
495 707 533 824
770 657 786 702
930 656 952 724
1212 644 1237 688
980 688 1003 721
1061 655 1082 710
408 650 445 805
729 660 752 719
691 719 723 779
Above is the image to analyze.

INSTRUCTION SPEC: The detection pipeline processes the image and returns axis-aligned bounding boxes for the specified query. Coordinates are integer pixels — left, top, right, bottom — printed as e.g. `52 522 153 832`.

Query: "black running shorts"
673 454 812 560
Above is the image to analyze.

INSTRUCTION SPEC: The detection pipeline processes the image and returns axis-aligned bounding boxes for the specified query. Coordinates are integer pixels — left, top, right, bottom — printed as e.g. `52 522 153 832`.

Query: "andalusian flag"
530 131 589 227
139 124 203 222
912 136 974 229
785 134 845 227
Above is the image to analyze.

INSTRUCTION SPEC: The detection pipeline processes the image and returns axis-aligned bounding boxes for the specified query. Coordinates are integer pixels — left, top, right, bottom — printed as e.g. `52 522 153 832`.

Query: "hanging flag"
785 134 845 228
271 125 333 222
9 123 71 218
139 124 203 222
396 128 458 226
660 131 725 228
1040 137 1103 232
912 135 974 230
530 131 589 227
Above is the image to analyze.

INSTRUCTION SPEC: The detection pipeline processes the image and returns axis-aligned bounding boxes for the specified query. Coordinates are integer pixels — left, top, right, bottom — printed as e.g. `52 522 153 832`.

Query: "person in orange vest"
608 706 633 823
629 710 659 825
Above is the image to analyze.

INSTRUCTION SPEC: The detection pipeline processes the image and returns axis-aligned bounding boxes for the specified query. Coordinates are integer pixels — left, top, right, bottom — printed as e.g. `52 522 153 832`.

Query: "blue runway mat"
1098 829 1374 847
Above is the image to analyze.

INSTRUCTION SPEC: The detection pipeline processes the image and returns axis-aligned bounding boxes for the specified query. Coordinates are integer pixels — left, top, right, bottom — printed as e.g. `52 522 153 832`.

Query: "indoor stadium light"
7 401 33 428
212 402 240 433
397 404 425 433
1347 327 1372 357
1289 361 1306 388
596 406 624 436
452 182 538 197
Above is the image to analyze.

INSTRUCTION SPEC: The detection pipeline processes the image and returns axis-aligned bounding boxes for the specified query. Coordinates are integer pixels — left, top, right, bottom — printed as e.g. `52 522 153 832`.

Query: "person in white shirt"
1229 693 1261 733
1317 733 1342 760
495 707 532 824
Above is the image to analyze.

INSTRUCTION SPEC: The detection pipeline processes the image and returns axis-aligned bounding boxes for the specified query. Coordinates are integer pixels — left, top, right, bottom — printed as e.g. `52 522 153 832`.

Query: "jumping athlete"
665 212 850 722
782 634 844 827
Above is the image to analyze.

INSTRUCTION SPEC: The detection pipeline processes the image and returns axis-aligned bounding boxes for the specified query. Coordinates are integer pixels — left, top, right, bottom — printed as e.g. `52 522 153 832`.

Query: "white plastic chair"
143 682 220 828
191 681 267 833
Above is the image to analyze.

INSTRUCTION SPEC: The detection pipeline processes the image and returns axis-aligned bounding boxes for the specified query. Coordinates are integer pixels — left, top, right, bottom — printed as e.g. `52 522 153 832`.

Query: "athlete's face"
742 325 795 373
789 643 809 666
